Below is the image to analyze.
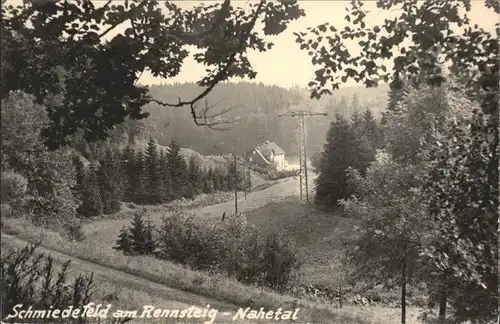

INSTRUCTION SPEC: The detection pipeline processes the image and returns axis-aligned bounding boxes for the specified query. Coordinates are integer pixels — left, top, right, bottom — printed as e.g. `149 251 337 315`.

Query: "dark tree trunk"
339 283 343 308
438 287 447 321
401 259 407 324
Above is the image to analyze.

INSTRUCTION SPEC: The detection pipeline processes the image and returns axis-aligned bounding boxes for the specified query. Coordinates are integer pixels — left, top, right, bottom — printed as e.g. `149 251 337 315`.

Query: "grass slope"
2 218 372 323
1 172 425 323
243 198 356 287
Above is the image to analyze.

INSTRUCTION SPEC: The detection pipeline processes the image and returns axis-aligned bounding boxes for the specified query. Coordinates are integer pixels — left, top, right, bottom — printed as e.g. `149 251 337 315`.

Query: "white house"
248 141 287 170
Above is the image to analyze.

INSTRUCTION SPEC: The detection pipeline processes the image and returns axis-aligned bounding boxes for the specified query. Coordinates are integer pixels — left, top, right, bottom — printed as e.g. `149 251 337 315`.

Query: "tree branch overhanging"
150 0 266 127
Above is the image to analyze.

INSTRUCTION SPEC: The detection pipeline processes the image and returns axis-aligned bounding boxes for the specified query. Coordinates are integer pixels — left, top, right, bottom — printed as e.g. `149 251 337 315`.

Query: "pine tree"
129 210 147 254
144 138 162 204
97 149 123 214
114 226 132 255
226 161 237 191
351 109 364 137
158 149 170 202
202 168 214 194
184 183 196 199
166 139 187 200
382 72 408 124
132 150 146 204
188 155 203 196
143 216 156 255
211 167 221 191
77 163 103 217
122 145 136 202
362 108 382 149
315 113 374 206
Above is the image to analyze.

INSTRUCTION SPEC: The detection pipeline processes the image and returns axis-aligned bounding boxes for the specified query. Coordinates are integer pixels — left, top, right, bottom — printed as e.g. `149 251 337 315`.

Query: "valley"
2 170 424 323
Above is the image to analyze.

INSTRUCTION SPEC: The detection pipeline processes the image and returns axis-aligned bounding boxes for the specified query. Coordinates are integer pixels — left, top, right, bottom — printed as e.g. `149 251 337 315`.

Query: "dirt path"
85 172 317 239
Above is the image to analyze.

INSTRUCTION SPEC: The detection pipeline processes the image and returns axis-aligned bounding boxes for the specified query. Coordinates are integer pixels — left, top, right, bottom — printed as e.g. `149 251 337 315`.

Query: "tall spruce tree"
315 113 374 206
203 168 214 194
211 168 222 192
132 150 146 204
351 109 364 136
166 140 187 200
77 163 103 217
382 72 408 125
188 155 203 196
362 108 382 149
121 145 136 202
226 161 237 191
97 149 123 214
144 216 156 255
129 210 147 255
158 149 170 202
144 138 162 204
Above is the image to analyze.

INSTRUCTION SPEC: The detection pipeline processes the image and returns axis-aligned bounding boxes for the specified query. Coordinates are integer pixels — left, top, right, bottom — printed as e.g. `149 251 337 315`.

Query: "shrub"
1 242 95 323
0 171 28 204
157 212 220 271
268 169 299 180
261 229 302 292
62 219 85 242
149 211 301 290
252 164 299 180
114 226 132 255
1 91 79 227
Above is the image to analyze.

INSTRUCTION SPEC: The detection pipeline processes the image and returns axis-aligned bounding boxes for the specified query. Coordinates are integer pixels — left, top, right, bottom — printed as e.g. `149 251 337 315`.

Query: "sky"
136 0 499 88
5 0 498 88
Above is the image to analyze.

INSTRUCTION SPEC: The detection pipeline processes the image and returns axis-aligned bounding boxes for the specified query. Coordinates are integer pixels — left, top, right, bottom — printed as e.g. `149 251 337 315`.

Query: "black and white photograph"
1 0 498 323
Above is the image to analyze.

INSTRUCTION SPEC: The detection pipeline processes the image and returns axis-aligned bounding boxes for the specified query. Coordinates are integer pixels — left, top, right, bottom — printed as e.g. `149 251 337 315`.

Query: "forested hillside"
134 82 389 156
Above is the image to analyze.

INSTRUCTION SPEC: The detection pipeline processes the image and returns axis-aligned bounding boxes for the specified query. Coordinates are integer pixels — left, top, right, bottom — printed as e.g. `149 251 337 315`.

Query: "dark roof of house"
254 141 285 156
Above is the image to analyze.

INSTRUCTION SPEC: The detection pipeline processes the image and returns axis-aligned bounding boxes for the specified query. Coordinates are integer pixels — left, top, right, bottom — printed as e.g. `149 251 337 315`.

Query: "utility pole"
232 151 238 215
278 110 327 203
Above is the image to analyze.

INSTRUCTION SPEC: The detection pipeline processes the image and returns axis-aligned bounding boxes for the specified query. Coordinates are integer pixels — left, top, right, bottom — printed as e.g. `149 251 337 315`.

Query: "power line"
278 110 328 204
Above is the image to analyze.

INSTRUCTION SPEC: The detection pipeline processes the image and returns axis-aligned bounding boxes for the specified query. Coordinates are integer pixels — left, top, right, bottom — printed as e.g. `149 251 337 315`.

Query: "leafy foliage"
298 2 498 322
1 91 79 225
340 151 428 289
384 82 475 165
297 0 498 103
2 0 304 149
423 109 498 323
